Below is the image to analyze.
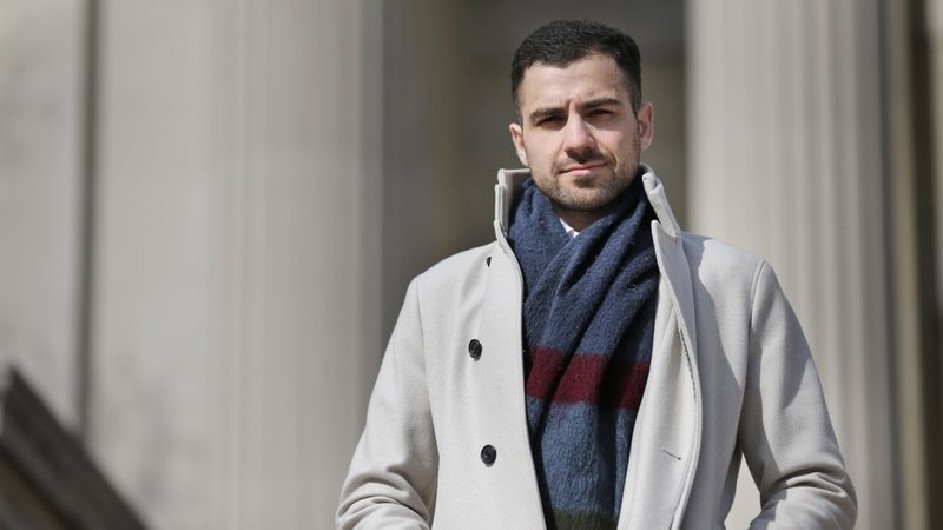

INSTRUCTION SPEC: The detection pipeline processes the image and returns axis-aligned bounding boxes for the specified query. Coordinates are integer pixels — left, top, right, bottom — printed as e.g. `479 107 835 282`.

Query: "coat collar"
491 164 694 356
493 165 682 241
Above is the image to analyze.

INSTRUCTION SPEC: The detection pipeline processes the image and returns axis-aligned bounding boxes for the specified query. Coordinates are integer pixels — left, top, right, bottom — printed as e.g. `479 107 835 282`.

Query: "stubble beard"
538 151 640 216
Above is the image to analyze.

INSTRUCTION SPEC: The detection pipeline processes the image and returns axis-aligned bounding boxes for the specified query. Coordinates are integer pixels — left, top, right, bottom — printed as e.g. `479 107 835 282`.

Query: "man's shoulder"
676 231 768 290
678 231 764 264
412 242 498 291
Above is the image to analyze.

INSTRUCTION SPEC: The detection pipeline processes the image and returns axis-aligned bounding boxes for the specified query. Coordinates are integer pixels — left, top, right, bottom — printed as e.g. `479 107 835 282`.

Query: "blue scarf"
508 176 659 530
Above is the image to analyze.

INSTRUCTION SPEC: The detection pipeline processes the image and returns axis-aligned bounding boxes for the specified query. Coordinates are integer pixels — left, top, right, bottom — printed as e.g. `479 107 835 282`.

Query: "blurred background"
1 0 941 528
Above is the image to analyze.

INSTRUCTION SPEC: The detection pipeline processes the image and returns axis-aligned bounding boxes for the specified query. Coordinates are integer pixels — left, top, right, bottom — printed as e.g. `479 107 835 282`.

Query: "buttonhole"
662 449 682 461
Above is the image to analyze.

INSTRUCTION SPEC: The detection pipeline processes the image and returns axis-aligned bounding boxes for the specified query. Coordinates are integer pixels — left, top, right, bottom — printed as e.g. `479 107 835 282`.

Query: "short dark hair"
511 20 642 115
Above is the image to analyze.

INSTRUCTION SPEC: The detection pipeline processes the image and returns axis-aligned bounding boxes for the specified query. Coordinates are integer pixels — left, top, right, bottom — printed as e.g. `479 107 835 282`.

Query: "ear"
508 122 528 166
637 102 654 151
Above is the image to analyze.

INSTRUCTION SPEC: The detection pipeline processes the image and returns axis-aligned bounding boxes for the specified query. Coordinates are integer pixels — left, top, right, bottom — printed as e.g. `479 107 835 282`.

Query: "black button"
468 339 482 360
486 257 492 267
480 444 496 466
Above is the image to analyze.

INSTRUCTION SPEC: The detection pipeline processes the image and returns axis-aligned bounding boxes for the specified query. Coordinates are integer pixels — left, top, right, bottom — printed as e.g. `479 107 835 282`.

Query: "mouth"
559 162 607 176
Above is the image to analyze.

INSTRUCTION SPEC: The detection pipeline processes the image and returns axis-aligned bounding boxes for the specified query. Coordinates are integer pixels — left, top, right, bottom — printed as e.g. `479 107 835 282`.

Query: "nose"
562 115 596 160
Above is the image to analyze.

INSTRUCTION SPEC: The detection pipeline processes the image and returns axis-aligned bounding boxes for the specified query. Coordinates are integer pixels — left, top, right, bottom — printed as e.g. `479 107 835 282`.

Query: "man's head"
509 20 653 231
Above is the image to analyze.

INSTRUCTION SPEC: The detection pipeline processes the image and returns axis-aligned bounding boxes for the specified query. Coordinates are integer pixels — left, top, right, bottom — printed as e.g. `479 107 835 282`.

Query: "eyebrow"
527 97 625 123
580 97 624 109
528 107 565 123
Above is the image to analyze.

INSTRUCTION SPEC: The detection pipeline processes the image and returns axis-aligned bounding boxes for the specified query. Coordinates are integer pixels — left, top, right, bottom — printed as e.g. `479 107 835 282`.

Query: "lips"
560 162 607 174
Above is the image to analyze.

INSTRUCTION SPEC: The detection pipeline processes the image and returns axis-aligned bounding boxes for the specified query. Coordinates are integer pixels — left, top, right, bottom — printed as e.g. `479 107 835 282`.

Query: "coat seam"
747 260 768 342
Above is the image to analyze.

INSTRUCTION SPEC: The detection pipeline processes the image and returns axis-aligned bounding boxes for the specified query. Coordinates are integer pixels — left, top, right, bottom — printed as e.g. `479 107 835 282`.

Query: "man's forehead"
518 54 629 110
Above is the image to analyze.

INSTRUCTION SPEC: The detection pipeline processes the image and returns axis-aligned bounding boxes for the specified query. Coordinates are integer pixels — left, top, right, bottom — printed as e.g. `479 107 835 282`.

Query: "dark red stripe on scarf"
525 346 650 412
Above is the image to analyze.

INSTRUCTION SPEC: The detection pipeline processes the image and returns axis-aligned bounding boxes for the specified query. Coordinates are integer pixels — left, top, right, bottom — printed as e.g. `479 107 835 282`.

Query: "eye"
536 115 564 126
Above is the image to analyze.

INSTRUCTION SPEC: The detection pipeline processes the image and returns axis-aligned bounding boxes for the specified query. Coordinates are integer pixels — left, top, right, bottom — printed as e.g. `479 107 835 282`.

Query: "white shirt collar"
559 218 580 240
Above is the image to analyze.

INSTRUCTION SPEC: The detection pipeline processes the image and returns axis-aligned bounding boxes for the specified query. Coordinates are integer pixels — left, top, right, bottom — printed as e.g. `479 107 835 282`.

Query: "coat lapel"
618 174 703 530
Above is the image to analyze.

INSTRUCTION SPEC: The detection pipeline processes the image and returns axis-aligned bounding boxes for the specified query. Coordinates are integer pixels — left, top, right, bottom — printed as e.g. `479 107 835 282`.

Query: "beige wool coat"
337 168 857 529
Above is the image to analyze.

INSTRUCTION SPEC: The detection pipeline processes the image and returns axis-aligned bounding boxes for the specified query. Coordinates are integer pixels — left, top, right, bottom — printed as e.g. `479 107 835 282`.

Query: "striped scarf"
508 176 659 530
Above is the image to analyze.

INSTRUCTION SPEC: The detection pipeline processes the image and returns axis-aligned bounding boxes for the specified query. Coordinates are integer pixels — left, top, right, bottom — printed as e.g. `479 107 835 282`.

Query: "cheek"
525 141 556 168
605 133 637 158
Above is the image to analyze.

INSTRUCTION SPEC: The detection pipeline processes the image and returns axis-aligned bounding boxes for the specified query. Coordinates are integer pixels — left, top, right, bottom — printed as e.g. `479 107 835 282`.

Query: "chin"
558 191 618 211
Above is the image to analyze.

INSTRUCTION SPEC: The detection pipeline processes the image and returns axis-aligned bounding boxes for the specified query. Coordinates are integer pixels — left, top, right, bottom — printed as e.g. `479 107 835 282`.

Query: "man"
338 19 856 529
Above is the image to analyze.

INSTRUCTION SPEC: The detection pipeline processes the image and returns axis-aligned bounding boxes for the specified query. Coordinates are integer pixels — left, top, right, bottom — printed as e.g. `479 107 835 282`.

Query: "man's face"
509 53 653 225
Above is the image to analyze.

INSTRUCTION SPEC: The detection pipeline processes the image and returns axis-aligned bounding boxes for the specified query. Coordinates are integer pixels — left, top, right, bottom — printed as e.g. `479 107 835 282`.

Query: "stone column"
90 1 381 528
883 0 940 527
933 0 943 296
0 1 84 424
688 1 894 528
926 0 943 524
380 0 467 339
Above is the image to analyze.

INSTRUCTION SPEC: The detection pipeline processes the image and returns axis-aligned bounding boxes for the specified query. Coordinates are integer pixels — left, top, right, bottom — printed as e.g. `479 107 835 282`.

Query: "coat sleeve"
336 279 438 529
740 262 857 529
